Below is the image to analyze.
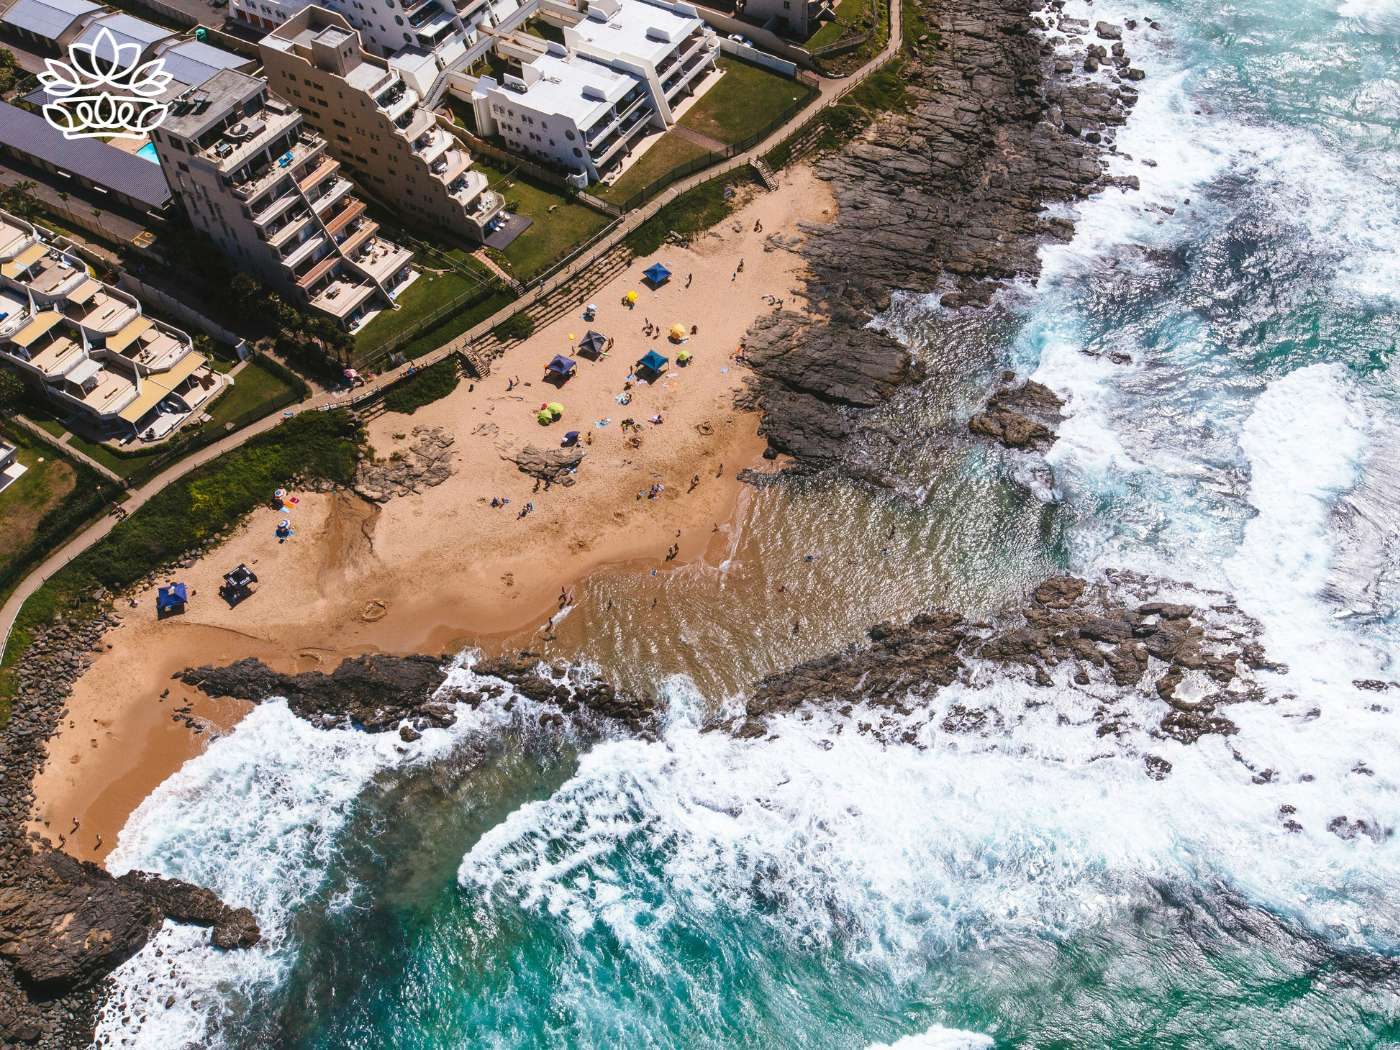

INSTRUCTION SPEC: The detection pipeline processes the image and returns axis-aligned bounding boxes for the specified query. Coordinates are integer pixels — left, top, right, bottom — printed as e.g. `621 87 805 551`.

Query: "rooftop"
74 12 175 58
0 102 172 210
498 51 634 127
160 68 266 142
570 0 702 66
156 38 254 90
0 0 100 41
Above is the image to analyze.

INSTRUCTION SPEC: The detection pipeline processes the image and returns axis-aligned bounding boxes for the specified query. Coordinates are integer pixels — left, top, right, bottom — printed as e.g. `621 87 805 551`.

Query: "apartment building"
0 210 221 438
563 0 717 124
231 0 495 75
470 40 650 184
151 69 417 331
260 7 504 242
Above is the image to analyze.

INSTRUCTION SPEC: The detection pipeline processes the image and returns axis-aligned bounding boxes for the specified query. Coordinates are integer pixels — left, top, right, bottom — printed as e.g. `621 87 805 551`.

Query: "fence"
718 36 799 75
691 7 817 68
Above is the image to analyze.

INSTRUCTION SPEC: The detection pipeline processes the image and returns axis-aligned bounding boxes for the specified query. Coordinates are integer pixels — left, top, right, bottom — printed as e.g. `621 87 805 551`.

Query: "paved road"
0 10 903 654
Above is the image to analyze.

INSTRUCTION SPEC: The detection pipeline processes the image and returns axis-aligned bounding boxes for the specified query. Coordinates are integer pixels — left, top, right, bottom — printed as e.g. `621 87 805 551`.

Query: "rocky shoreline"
742 0 1146 479
0 618 259 1048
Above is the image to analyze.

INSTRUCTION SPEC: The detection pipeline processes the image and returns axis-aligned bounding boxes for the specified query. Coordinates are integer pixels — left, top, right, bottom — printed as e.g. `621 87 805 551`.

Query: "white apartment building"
470 41 650 184
0 210 221 438
151 69 417 330
261 7 504 242
563 0 716 124
231 0 500 76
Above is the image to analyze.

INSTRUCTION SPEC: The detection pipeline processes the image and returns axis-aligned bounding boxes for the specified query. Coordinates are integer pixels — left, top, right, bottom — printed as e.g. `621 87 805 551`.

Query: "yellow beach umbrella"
669 323 687 341
625 290 638 303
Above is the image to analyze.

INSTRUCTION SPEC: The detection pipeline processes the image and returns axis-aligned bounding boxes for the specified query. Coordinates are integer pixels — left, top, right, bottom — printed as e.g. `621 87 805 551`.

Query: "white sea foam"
94 657 531 1049
866 1025 995 1050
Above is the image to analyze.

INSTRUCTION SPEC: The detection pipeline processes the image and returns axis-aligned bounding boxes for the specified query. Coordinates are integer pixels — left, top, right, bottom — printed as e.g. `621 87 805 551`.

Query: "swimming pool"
136 142 160 164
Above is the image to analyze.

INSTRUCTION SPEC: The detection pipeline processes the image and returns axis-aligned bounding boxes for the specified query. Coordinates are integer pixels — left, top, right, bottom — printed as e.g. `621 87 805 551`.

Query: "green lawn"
203 357 299 431
806 0 888 71
597 133 712 203
474 159 613 281
64 430 155 479
0 428 78 567
678 59 814 146
354 250 500 360
806 0 867 50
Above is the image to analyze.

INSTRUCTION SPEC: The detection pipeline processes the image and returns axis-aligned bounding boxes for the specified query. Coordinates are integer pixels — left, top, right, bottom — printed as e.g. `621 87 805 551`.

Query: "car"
728 33 751 45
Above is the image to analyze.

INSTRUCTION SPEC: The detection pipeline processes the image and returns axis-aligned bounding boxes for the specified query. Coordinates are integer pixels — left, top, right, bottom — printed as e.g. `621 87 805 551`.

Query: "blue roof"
643 262 671 284
0 102 171 210
638 349 668 371
75 13 174 61
157 582 188 608
547 354 576 372
156 39 250 89
0 0 99 41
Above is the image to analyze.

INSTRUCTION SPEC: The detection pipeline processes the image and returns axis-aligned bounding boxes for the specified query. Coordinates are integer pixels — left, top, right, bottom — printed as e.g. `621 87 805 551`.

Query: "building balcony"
337 219 379 258
350 238 413 284
282 232 328 270
296 253 341 292
18 326 84 379
309 178 355 215
663 46 715 99
310 275 376 319
65 289 139 338
590 105 651 165
297 156 341 194
430 148 471 183
322 198 367 238
237 136 324 205
267 213 313 249
65 366 138 418
411 124 452 162
414 11 457 41
583 90 649 151
252 191 302 230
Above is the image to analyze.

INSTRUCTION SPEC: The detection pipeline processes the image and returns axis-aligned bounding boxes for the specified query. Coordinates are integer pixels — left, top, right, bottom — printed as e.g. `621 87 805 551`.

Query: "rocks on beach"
354 426 457 503
968 377 1067 451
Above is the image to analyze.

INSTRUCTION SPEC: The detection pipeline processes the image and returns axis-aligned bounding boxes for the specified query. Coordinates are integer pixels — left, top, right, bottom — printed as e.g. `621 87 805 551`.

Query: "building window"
564 129 575 140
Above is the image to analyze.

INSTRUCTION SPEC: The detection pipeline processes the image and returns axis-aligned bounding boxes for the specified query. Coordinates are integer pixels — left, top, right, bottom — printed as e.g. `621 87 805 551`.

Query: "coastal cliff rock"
731 571 1274 750
508 445 585 486
354 426 456 502
0 850 259 996
743 0 1140 478
178 654 453 732
968 376 1066 450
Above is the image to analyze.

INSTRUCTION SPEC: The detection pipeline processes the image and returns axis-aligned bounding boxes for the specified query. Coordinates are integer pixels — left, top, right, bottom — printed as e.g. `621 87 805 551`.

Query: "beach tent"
156 582 187 616
220 564 258 607
669 323 687 342
546 354 576 379
579 330 607 358
643 262 671 287
637 349 669 376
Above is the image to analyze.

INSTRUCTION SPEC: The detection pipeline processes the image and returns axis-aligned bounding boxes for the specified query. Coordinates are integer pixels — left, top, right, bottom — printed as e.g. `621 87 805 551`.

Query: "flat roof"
157 39 252 90
571 0 700 66
0 101 171 210
74 12 175 59
161 68 264 140
0 0 100 42
502 52 633 127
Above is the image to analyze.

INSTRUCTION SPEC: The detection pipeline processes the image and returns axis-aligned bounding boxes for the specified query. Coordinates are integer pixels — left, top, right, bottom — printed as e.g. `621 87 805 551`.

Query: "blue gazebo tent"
642 262 671 287
579 330 606 358
637 349 669 375
546 354 576 378
156 582 188 616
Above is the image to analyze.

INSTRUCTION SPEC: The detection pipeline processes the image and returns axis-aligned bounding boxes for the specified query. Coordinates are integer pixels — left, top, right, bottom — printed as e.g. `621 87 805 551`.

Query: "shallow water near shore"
95 1 1400 1046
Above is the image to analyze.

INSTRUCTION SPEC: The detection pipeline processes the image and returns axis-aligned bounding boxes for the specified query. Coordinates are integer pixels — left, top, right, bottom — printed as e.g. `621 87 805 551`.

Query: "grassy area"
475 159 613 281
623 175 747 257
393 287 517 363
597 133 712 203
1 412 363 711
808 0 889 71
807 0 871 50
354 251 500 361
384 357 461 415
0 428 78 568
63 430 158 479
678 59 815 146
203 357 299 432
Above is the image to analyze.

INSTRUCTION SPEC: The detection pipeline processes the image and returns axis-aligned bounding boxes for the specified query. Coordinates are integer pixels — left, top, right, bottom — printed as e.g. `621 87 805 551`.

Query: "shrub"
383 358 460 415
492 312 535 342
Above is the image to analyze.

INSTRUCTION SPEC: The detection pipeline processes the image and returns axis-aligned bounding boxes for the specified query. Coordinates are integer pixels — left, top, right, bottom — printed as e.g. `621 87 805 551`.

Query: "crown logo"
39 27 173 140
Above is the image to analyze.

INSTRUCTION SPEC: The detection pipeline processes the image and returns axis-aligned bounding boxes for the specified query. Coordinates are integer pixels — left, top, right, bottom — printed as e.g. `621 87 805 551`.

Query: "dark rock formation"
178 654 452 732
968 376 1066 450
471 655 659 736
508 445 585 486
730 571 1271 749
354 426 456 502
741 0 1141 477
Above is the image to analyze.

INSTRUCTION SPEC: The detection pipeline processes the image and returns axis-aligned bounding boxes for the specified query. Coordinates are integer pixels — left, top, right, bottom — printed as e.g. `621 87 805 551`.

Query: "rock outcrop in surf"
742 0 1145 479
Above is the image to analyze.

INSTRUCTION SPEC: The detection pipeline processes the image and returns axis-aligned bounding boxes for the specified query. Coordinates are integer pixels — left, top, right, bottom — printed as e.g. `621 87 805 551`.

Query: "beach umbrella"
669 323 687 341
548 402 565 418
625 290 638 303
537 409 553 425
677 349 692 364
568 332 576 341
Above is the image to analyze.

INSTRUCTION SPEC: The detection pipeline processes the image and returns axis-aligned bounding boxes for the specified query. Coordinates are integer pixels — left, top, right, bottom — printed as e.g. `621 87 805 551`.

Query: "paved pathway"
0 7 904 655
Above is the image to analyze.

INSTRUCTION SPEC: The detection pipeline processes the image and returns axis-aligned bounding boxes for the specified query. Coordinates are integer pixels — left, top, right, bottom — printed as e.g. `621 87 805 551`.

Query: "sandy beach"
28 164 834 864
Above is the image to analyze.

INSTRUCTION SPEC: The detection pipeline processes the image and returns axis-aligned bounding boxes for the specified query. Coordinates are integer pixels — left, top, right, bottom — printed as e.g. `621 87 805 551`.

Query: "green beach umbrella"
536 409 553 425
547 402 564 418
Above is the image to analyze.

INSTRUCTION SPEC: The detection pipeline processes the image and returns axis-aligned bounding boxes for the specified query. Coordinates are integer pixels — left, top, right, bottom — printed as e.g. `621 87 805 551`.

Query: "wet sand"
29 164 835 864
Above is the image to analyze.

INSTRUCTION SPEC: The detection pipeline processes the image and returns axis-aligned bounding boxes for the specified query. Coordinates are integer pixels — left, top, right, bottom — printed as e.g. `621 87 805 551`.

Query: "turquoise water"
136 142 160 164
96 2 1400 1047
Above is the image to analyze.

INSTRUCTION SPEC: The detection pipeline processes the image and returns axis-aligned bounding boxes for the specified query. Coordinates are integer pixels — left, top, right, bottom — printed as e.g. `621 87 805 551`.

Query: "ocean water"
95 2 1400 1047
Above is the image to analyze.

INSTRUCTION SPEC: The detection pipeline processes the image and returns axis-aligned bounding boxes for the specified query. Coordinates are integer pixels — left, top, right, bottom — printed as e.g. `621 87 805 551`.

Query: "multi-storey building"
151 69 417 330
230 0 493 77
469 38 650 185
0 209 221 438
563 0 717 124
260 7 504 242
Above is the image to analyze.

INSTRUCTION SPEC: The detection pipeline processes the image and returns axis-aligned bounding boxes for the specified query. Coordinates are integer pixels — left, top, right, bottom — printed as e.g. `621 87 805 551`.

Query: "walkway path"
0 4 903 656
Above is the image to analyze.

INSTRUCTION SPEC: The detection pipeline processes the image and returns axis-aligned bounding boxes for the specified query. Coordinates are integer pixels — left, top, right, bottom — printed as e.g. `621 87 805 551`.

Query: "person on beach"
685 273 693 287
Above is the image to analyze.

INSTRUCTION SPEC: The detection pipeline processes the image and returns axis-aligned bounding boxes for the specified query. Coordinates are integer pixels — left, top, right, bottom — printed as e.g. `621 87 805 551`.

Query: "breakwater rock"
727 571 1279 753
743 0 1143 479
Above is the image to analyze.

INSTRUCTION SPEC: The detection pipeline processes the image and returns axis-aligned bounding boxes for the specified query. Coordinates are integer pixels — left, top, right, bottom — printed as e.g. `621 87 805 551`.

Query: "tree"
0 48 18 97
0 368 26 412
0 181 40 222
